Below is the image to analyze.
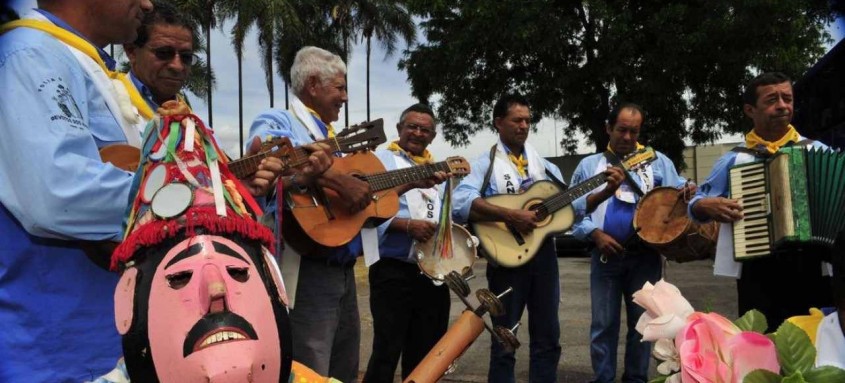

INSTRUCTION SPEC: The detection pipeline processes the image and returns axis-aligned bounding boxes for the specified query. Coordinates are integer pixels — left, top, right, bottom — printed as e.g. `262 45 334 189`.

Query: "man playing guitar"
364 103 451 382
452 93 565 383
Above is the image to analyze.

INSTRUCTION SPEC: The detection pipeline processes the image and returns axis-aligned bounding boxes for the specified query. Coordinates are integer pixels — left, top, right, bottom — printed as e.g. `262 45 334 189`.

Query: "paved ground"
353 256 737 383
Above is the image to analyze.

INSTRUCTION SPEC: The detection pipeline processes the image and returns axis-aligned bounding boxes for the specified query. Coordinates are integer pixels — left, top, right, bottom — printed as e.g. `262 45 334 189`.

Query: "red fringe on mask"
111 206 275 271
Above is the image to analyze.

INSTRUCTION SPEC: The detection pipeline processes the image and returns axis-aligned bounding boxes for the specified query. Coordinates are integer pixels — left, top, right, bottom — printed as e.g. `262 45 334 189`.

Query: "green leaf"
775 322 816 375
803 366 845 382
735 309 769 333
744 369 783 383
782 371 808 383
648 375 669 383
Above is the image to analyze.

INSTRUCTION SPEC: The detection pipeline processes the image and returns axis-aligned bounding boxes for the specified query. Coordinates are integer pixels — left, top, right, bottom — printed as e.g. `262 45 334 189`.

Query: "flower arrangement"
632 280 845 383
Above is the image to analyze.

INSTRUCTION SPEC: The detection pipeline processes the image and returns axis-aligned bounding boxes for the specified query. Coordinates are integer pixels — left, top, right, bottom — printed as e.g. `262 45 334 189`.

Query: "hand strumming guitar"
317 167 372 214
504 208 539 234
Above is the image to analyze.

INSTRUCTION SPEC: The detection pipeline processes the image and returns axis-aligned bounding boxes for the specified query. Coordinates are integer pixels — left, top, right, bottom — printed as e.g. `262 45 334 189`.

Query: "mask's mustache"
182 311 258 357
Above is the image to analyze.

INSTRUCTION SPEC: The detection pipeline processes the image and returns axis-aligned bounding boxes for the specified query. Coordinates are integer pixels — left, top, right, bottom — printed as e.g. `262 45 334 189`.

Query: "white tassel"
209 158 227 217
183 117 195 152
110 78 140 124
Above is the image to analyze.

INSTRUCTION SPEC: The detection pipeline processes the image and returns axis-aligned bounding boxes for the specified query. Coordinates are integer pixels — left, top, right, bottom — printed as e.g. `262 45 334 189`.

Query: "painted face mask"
111 102 291 382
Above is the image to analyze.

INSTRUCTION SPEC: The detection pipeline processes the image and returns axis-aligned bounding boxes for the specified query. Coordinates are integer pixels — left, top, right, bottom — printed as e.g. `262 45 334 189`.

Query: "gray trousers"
289 256 360 382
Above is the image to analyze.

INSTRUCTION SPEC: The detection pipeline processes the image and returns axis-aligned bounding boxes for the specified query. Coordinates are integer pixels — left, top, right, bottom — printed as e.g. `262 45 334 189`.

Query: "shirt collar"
128 71 159 111
35 9 117 71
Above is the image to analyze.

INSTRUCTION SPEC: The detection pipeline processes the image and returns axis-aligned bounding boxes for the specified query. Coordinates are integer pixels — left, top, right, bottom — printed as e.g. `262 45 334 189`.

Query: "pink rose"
675 312 780 382
633 280 695 341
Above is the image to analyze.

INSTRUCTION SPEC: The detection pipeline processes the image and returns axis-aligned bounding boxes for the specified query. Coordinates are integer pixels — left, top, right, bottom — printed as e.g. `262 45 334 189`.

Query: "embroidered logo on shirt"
38 77 85 129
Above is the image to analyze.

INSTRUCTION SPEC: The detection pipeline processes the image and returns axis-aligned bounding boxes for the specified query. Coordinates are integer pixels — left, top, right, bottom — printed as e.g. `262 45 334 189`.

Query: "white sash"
27 13 143 148
290 96 327 140
588 153 654 231
713 152 754 278
492 140 546 195
816 312 845 369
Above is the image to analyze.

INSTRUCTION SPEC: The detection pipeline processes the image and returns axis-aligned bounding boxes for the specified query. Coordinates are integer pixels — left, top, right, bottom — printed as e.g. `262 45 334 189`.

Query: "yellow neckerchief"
507 152 529 177
606 142 645 156
745 124 800 155
386 140 433 165
1 19 154 120
304 106 336 138
787 307 826 345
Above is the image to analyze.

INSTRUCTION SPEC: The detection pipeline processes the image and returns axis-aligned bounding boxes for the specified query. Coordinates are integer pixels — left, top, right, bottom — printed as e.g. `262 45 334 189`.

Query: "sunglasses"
404 123 435 135
149 46 199 65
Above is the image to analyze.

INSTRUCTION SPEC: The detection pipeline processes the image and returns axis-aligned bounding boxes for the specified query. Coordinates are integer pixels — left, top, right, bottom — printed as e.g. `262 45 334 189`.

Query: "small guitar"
472 147 657 267
284 155 472 253
228 119 387 179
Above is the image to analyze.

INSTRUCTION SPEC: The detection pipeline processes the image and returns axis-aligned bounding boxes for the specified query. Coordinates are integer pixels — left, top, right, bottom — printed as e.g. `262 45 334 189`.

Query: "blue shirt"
570 151 685 243
687 138 828 222
129 70 159 111
451 146 565 223
0 17 130 382
248 108 362 264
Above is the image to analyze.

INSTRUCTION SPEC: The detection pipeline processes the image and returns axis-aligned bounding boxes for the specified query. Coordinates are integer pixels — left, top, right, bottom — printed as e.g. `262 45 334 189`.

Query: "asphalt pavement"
354 256 737 383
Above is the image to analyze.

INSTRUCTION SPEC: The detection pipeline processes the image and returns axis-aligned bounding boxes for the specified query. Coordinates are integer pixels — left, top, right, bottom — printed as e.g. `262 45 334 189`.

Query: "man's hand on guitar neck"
395 171 450 195
586 166 626 213
317 167 372 213
242 139 333 196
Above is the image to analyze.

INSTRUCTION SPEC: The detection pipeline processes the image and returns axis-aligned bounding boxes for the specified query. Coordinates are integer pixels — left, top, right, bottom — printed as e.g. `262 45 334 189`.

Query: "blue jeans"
487 240 561 383
589 249 661 383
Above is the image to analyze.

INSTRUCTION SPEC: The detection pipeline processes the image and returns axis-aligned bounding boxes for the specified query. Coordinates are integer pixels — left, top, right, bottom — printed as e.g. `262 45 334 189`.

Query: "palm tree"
356 0 415 121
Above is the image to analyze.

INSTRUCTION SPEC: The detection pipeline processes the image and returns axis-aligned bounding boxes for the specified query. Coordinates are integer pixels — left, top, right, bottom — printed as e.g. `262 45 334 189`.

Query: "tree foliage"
401 0 835 164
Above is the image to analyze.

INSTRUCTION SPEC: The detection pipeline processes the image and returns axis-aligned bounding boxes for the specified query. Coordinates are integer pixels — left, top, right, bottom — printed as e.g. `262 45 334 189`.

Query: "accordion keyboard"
729 163 772 259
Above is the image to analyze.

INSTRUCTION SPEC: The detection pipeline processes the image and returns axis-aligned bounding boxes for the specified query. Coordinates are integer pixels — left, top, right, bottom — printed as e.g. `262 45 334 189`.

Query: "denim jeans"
589 249 661 383
487 240 561 383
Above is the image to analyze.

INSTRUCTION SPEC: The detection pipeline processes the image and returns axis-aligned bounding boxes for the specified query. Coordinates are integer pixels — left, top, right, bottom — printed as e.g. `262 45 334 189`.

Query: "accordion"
729 146 845 261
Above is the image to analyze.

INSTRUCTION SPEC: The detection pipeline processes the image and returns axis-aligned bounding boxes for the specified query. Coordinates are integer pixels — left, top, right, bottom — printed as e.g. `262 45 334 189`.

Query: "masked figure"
109 101 302 382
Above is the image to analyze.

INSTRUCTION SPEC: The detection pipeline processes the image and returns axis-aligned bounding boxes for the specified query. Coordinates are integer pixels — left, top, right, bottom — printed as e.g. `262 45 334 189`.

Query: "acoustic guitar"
471 147 657 267
284 156 472 254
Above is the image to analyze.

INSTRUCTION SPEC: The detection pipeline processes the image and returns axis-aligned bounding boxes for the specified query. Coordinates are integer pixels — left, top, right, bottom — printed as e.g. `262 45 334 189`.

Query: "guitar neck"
541 172 608 213
363 161 452 192
228 136 354 179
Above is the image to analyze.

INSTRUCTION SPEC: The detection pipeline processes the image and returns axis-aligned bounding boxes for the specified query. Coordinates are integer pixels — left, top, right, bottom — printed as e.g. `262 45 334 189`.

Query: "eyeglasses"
403 123 435 135
149 46 199 65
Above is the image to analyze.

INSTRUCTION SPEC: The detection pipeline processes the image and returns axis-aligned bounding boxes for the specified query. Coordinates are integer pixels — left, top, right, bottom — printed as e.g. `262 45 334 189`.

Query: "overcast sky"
10 0 845 162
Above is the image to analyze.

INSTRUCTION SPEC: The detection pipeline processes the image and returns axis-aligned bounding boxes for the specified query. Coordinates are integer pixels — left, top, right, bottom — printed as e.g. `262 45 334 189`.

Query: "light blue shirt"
248 108 362 264
570 151 685 242
687 138 828 222
0 18 129 382
129 70 159 111
451 145 565 223
0 24 134 241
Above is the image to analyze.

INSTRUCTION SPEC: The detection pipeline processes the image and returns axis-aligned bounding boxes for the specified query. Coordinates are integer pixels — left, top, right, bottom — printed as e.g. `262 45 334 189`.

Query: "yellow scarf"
507 153 529 177
386 140 433 165
745 124 800 155
304 106 336 138
607 142 645 156
0 19 154 120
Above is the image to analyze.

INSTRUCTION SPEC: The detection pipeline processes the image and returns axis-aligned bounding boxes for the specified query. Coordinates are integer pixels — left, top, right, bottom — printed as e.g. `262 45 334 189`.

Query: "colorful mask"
111 102 291 382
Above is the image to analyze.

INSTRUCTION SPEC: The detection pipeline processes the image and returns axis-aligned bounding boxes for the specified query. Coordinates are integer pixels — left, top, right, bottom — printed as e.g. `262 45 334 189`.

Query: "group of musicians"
0 0 840 382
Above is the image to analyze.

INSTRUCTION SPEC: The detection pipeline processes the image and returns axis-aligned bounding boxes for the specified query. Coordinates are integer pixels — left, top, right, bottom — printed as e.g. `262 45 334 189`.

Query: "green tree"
402 1 834 164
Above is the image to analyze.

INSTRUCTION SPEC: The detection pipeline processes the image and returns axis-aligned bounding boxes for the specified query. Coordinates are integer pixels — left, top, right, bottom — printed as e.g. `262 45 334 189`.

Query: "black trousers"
364 258 450 382
737 249 832 332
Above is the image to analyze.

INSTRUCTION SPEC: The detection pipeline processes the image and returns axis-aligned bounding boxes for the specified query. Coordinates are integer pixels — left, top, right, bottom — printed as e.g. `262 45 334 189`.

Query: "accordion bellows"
729 146 845 261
